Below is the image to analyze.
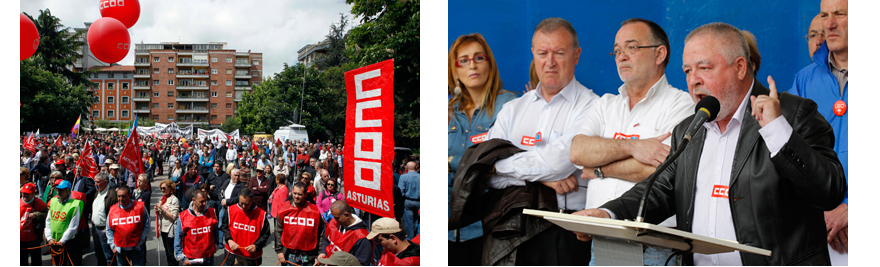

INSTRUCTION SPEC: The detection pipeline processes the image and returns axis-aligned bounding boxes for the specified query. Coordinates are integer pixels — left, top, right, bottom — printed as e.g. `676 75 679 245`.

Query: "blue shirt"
199 152 214 168
447 91 518 241
398 171 420 200
788 42 848 205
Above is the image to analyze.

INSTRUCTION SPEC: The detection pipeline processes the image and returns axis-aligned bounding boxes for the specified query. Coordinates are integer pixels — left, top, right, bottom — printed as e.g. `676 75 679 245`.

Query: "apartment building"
88 66 135 123
133 42 262 128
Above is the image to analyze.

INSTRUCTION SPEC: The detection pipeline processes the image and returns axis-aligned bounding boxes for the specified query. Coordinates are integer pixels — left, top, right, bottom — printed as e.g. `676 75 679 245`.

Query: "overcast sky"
21 0 355 77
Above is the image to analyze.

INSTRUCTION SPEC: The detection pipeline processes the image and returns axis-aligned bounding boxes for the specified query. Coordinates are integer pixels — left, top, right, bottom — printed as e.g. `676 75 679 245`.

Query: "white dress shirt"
576 75 693 227
692 81 793 266
487 78 599 210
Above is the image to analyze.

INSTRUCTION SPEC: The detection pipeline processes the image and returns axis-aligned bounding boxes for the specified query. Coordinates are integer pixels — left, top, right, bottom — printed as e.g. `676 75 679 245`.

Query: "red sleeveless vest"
324 219 368 256
277 201 321 251
180 207 218 259
20 198 47 242
377 250 421 266
224 204 266 259
108 201 146 248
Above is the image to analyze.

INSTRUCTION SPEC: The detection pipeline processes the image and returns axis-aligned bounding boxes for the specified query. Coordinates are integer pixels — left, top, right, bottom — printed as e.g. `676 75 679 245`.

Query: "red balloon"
99 0 140 29
21 13 39 61
88 17 131 64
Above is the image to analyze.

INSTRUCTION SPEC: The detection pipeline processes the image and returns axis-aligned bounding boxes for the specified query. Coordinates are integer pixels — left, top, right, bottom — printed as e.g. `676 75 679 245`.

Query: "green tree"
20 59 93 133
346 0 420 148
314 14 350 70
220 116 241 133
24 9 95 87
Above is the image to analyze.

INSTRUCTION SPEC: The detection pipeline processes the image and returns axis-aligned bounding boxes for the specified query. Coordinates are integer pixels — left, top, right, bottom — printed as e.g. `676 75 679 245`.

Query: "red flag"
252 140 258 151
156 138 162 150
120 127 144 177
75 142 100 178
54 136 64 148
23 133 36 154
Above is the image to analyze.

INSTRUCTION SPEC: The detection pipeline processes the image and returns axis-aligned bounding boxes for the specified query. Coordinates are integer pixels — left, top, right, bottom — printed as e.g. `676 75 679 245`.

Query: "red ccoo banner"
343 59 395 219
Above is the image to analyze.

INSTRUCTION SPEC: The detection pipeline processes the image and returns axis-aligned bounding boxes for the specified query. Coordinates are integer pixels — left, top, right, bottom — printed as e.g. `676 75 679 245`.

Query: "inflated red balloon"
88 17 131 64
99 0 140 29
21 13 39 61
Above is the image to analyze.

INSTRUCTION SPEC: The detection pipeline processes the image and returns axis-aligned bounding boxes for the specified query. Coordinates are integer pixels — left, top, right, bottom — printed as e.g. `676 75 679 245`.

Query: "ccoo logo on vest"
343 59 396 219
232 222 257 233
191 226 211 235
283 216 316 227
111 215 141 225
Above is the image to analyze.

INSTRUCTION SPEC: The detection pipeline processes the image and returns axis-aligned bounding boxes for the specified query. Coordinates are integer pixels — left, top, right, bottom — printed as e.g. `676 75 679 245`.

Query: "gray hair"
684 22 751 71
534 17 579 48
94 172 109 182
231 169 240 175
50 171 63 178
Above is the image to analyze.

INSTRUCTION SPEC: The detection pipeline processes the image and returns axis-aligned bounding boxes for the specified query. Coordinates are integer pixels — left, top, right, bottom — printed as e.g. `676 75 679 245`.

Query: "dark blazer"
601 81 847 265
220 179 246 207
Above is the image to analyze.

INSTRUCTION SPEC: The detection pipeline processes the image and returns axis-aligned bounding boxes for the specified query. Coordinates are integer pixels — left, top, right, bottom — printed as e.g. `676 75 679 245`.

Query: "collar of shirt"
533 78 580 104
118 201 132 210
703 79 755 133
828 52 847 73
617 74 669 106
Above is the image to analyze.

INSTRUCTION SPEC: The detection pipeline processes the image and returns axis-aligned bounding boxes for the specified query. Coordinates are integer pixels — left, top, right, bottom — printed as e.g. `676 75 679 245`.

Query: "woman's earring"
454 81 462 95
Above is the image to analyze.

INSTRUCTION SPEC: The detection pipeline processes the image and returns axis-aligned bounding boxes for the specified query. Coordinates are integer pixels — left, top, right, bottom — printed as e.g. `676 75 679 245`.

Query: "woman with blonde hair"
154 179 180 266
447 33 518 266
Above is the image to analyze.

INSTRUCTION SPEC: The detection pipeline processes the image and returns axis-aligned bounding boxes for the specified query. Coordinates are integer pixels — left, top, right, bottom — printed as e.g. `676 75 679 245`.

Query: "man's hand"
540 175 579 194
245 245 256 253
277 253 287 263
825 203 848 254
314 253 327 266
221 199 227 206
183 259 192 266
750 76 782 127
571 209 611 242
628 132 671 167
111 247 118 254
228 240 239 251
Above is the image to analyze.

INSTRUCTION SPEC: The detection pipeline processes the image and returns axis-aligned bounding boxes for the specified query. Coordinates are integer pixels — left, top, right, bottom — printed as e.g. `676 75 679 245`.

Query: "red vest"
108 201 146 248
377 251 420 266
224 204 266 259
20 198 47 242
71 190 88 230
324 219 368 256
277 201 321 251
180 207 218 259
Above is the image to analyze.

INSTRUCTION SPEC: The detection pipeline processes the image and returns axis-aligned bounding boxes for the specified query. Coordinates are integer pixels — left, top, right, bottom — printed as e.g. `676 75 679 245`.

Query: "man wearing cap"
275 182 325 266
248 167 272 211
21 183 48 266
106 185 151 265
44 180 84 265
319 201 376 266
175 189 221 266
91 172 119 266
316 251 361 266
221 188 271 266
110 164 124 189
367 218 420 266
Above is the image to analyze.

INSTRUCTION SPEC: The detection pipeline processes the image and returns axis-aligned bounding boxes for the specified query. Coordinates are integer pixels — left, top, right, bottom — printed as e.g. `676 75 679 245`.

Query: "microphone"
634 96 720 224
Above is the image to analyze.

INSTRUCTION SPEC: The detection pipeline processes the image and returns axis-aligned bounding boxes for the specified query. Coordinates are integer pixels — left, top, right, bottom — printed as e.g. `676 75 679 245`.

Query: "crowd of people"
449 0 847 265
21 131 420 266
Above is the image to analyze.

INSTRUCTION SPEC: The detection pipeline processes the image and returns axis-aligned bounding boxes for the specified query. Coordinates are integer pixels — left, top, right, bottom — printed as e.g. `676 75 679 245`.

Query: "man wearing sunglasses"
482 17 599 265
568 18 695 265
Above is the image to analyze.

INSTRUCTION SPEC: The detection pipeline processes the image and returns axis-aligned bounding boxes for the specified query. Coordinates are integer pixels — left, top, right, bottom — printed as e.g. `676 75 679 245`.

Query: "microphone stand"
634 133 694 228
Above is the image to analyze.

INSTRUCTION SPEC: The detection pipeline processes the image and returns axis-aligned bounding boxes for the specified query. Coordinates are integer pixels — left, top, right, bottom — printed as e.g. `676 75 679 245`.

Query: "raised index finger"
767 75 777 99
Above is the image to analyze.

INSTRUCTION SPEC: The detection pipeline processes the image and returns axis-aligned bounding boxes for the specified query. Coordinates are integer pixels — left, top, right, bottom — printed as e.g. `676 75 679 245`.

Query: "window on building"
253 60 259 65
107 110 114 118
194 80 206 87
252 70 259 76
211 92 218 97
123 73 128 78
121 110 129 118
168 80 174 85
122 82 129 90
226 103 232 109
211 103 217 109
93 110 100 118
153 103 159 108
226 57 232 63
168 91 174 97
226 69 232 75
153 57 159 62
212 115 218 120
226 80 232 86
168 68 174 74
226 92 232 97
107 82 114 90
153 80 160 85
153 68 159 74
153 92 160 97
211 80 218 86
109 72 115 78
153 115 159 120
168 103 174 109
226 115 232 119
168 57 174 62
211 57 218 62
253 82 260 86
211 69 218 74
168 115 174 121
121 96 129 104
107 96 114 104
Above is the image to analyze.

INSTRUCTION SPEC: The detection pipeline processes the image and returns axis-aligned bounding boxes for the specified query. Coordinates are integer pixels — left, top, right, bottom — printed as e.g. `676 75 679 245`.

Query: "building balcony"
134 74 151 78
133 108 151 113
135 50 150 55
133 85 150 90
177 51 207 56
134 61 150 66
177 61 209 67
234 85 252 90
234 74 252 79
133 96 151 102
176 85 210 90
176 96 210 102
175 108 210 114
235 62 251 67
176 73 209 78
235 52 249 57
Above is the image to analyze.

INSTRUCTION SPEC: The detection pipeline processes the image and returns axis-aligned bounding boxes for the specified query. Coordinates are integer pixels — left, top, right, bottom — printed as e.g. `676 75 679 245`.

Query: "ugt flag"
119 124 144 177
75 142 100 178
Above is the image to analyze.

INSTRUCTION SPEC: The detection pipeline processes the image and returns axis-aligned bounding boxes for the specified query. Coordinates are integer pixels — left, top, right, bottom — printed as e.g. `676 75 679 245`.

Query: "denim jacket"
448 91 517 242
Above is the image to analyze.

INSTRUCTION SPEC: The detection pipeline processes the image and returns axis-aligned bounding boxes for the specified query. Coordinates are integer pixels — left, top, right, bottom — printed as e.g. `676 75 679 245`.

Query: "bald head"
406 161 416 171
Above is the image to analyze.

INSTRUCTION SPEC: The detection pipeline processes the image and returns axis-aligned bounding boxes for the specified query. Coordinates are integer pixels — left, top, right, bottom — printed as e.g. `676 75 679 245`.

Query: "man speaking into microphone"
573 22 846 265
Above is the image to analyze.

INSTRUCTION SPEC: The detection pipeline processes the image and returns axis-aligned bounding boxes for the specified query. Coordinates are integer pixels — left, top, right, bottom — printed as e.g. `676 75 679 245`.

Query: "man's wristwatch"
594 166 604 179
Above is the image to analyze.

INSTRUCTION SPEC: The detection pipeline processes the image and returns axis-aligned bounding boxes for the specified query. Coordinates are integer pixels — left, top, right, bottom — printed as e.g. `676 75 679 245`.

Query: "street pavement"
37 173 286 266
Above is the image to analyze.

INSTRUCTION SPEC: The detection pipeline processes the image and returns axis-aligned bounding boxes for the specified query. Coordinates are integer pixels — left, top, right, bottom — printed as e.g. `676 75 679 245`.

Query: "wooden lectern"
524 209 771 266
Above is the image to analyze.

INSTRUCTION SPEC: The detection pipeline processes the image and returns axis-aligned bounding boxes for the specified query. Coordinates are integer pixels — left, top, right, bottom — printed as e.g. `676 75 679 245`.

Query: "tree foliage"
314 14 350 70
24 9 95 87
346 0 420 148
20 59 92 133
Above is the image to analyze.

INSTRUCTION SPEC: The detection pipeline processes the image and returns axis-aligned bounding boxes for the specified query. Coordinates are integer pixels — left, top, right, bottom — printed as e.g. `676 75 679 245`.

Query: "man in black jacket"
575 22 846 265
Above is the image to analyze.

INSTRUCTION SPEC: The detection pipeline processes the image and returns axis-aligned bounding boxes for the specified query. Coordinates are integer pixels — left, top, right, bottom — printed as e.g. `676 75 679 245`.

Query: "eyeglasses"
609 45 661 59
160 187 167 190
803 32 825 42
327 184 336 187
455 55 488 67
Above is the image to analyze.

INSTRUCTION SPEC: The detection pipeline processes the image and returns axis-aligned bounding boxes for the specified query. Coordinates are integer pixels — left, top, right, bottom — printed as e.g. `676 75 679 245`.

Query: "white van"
274 124 310 144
